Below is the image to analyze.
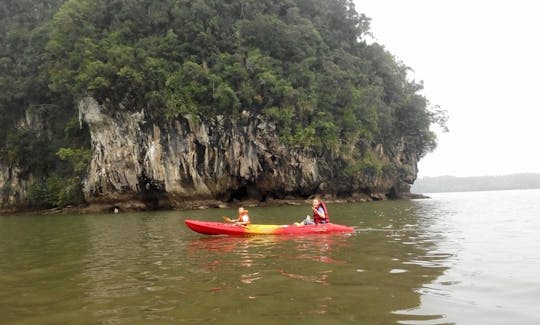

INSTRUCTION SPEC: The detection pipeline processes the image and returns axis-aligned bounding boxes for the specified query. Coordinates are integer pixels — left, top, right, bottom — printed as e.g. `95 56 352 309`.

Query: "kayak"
185 219 354 236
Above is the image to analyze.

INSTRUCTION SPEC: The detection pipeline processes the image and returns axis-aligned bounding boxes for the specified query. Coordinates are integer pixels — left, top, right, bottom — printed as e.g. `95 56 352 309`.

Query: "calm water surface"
1 189 540 324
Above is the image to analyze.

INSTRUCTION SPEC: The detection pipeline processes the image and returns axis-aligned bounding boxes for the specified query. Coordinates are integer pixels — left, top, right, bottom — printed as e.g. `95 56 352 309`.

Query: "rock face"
0 165 30 211
78 97 418 210
0 96 419 211
0 109 47 211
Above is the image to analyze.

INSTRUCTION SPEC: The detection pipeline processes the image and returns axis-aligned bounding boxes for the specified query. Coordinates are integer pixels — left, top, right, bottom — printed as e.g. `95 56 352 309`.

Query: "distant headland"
412 173 540 193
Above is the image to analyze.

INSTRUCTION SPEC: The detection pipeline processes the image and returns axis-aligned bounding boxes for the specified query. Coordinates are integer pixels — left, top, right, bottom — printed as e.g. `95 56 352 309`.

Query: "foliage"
27 174 85 208
57 147 91 175
4 130 56 177
0 0 447 208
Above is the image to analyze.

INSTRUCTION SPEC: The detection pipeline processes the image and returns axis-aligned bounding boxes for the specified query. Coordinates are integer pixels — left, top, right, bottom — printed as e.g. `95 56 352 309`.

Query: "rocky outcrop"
0 108 47 211
78 97 418 210
0 165 30 211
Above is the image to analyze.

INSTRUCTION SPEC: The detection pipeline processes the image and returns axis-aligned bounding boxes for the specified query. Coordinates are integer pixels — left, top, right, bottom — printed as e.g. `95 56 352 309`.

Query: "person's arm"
314 207 325 219
226 216 240 223
234 215 249 226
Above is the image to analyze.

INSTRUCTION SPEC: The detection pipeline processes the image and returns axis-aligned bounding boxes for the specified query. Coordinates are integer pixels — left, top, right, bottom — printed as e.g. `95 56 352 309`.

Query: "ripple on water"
389 269 408 274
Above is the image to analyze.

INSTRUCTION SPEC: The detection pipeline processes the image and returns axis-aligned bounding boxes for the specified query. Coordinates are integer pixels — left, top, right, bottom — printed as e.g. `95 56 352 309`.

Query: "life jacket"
313 201 329 224
238 209 250 224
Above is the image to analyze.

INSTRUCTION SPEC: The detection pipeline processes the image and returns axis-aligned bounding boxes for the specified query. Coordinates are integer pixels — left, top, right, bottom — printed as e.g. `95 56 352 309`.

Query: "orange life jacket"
238 210 250 224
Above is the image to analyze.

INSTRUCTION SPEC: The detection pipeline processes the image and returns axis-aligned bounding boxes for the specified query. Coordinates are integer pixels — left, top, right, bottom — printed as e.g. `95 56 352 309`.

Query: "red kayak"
185 219 354 236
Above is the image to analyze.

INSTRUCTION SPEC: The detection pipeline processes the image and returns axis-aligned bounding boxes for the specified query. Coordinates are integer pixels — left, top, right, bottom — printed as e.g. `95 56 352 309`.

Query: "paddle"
222 216 249 227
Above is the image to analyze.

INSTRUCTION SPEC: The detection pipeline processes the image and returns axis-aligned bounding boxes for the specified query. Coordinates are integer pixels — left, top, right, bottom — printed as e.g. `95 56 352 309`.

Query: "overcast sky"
355 0 540 177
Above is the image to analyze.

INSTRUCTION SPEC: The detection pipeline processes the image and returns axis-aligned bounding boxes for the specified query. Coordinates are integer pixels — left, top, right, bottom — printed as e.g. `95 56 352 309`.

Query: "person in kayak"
230 207 250 226
311 198 329 224
295 198 329 225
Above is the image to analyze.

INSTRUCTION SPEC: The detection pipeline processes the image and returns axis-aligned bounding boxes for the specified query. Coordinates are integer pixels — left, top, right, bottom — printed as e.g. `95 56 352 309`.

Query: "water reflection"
78 213 190 324
384 200 461 324
1 201 458 324
187 234 352 282
77 203 456 324
349 200 455 324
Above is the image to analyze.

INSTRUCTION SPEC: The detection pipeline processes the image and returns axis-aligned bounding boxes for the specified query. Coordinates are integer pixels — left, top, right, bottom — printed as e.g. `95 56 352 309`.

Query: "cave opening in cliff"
138 175 170 209
386 187 399 199
225 182 265 203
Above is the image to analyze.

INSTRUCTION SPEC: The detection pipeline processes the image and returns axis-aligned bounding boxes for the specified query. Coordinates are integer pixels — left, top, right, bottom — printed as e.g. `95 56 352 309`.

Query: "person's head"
238 207 247 214
312 199 319 207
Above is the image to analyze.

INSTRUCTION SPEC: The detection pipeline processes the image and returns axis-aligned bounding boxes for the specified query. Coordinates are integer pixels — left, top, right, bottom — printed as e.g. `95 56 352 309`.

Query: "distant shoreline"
411 173 540 193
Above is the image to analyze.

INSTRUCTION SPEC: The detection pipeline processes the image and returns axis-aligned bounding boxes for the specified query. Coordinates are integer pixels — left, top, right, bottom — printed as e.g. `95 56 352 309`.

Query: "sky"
355 0 540 177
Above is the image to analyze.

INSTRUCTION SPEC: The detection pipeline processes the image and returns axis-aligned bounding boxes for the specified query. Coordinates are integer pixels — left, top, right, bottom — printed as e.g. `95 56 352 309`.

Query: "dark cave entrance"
225 182 265 202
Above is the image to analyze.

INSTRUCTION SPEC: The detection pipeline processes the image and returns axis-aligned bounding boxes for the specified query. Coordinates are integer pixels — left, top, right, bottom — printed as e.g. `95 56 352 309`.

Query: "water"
1 189 539 324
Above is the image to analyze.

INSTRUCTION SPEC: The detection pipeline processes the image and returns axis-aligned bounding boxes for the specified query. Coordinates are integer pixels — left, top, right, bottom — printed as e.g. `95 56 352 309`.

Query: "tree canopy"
0 0 446 208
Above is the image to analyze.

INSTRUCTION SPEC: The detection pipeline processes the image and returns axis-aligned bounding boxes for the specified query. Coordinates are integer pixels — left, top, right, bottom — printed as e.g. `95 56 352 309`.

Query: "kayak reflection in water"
295 198 330 226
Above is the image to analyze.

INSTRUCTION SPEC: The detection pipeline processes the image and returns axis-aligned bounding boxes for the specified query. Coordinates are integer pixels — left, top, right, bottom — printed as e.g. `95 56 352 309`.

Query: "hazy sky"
355 0 540 177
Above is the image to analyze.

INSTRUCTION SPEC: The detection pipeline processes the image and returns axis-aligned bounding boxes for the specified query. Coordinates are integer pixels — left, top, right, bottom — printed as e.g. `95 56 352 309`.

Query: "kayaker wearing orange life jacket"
233 207 250 226
312 199 329 224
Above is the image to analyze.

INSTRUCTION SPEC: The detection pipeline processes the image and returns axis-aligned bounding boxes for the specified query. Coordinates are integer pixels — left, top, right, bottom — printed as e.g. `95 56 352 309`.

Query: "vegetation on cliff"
0 0 446 209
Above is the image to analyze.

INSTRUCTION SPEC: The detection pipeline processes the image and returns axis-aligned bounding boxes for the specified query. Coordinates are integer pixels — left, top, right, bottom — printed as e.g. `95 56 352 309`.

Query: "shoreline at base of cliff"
0 193 430 216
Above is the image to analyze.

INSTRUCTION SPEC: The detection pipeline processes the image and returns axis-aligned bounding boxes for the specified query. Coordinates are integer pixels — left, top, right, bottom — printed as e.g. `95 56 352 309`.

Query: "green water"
2 191 540 324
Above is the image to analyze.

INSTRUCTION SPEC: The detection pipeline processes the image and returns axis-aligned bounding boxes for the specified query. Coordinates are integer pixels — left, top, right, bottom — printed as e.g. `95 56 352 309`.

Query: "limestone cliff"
0 0 439 213
79 97 418 210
